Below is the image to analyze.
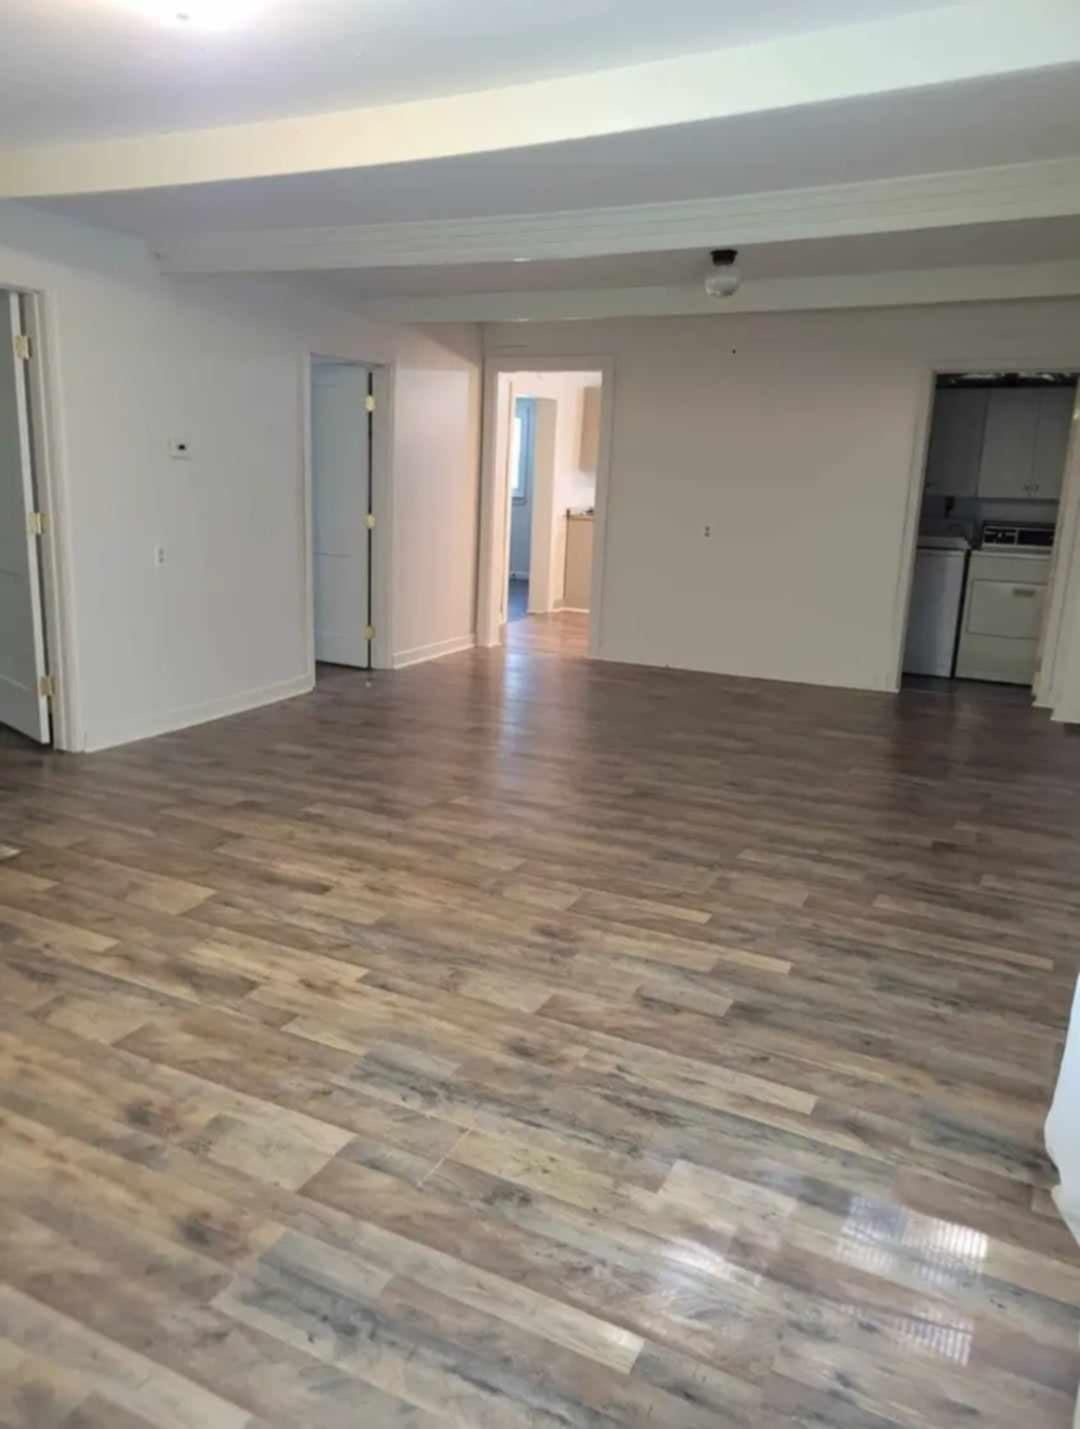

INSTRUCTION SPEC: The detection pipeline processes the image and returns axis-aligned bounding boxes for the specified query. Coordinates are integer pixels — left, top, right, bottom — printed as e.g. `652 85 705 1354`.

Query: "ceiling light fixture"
704 248 740 299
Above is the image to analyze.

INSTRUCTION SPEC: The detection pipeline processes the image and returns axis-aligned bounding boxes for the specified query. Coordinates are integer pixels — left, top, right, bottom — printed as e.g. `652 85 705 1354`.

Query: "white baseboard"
392 633 476 669
82 672 314 752
554 604 590 614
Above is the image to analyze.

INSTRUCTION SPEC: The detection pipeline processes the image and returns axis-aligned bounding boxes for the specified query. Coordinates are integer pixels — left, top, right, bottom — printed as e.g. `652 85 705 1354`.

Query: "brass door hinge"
13 333 31 361
363 624 375 641
365 513 375 529
28 511 46 536
365 394 375 413
38 674 55 700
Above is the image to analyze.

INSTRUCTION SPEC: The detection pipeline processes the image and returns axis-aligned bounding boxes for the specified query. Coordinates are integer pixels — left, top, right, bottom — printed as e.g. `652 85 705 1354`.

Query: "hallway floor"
505 607 590 658
0 643 1078 1426
507 578 530 622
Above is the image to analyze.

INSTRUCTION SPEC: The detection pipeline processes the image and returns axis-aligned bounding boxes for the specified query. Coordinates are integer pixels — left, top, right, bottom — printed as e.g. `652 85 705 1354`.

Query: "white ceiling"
282 218 1080 300
9 1 1080 324
33 63 1080 240
4 0 946 145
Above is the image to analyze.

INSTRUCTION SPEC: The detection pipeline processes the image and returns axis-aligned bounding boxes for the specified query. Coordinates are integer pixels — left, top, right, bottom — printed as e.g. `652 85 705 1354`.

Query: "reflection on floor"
507 578 529 622
0 641 1078 1426
505 608 590 658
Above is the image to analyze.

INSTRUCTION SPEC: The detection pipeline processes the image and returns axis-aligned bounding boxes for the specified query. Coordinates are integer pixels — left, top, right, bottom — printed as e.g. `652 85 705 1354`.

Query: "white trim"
477 356 614 659
8 3 1077 197
392 633 476 669
158 161 1080 278
83 673 314 753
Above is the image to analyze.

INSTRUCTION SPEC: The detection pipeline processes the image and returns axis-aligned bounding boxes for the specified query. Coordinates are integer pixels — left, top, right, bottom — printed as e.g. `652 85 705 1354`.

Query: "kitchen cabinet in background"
563 513 593 611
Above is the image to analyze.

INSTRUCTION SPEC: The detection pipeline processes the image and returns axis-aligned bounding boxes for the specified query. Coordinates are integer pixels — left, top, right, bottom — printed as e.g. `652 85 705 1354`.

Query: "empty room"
2 3 1080 1427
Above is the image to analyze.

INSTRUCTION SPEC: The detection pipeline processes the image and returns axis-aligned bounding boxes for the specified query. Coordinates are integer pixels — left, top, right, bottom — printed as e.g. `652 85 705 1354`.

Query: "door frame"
1 288 75 749
302 351 394 674
890 366 1080 705
477 356 615 654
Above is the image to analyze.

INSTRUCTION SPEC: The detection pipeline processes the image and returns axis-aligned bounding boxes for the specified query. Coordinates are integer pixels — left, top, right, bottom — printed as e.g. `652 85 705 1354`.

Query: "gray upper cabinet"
924 389 987 496
977 389 1040 499
977 387 1075 500
1030 388 1075 500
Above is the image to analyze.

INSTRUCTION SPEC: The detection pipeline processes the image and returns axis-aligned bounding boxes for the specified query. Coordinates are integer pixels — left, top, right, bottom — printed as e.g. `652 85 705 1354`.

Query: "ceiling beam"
2 0 1078 198
331 261 1080 325
153 158 1080 275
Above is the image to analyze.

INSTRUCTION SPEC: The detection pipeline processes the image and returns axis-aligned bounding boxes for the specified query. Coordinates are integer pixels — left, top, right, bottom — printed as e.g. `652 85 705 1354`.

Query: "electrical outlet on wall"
154 545 167 567
168 439 192 460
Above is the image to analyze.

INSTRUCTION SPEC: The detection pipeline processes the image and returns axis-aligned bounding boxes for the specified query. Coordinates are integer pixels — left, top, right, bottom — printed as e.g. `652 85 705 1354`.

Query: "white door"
312 363 371 667
0 292 50 743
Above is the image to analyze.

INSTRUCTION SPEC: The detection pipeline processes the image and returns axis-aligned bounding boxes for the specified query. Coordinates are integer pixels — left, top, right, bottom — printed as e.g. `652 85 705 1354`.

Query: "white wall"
512 371 600 610
0 201 480 749
389 343 481 666
487 304 1080 695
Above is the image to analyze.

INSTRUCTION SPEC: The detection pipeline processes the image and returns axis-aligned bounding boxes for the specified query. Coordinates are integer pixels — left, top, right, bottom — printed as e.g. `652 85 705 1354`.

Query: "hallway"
504 608 590 658
0 642 1077 1426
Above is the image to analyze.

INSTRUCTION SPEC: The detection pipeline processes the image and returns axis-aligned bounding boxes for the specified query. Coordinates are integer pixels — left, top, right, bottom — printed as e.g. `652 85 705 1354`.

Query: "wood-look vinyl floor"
0 627 1078 1428
505 609 591 657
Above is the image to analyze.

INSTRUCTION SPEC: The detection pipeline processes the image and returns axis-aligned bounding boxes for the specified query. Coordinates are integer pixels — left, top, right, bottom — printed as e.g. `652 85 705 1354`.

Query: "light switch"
168 439 192 460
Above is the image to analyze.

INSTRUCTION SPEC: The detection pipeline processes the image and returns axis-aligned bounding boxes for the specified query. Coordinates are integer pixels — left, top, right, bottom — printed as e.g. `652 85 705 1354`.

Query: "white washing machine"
903 535 970 678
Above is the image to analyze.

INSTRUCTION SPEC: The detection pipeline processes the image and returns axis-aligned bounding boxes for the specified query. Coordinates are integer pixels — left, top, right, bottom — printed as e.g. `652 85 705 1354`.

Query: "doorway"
0 289 53 745
310 359 375 672
900 370 1079 699
507 396 536 623
481 365 609 659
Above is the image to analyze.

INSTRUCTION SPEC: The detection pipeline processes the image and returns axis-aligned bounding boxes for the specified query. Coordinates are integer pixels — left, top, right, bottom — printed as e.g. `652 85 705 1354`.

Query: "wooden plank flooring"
1 617 1079 1427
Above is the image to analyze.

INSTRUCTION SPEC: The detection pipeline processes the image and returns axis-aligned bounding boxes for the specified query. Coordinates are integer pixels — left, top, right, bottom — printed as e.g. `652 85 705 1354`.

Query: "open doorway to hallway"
492 369 604 658
506 394 535 624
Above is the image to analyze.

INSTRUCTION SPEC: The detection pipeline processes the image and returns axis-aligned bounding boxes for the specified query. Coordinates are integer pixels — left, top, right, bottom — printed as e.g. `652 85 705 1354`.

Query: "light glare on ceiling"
126 0 257 29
